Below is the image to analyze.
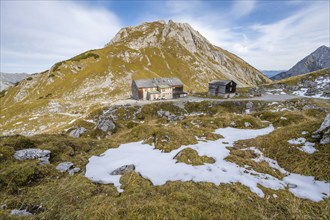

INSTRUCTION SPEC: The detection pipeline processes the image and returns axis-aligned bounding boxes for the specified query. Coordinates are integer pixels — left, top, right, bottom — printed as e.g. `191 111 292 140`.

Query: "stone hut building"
132 78 186 100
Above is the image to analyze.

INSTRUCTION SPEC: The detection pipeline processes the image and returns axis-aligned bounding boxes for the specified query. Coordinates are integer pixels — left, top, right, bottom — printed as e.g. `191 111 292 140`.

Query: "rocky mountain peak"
106 20 211 53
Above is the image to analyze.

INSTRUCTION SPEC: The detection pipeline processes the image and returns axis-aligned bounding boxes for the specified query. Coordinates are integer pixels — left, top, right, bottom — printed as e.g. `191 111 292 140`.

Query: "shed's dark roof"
133 78 183 88
209 80 235 86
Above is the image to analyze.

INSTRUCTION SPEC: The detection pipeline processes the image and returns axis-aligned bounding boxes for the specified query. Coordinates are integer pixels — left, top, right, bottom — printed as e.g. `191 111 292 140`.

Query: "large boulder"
68 127 86 138
14 148 51 164
312 113 330 145
110 164 135 175
96 119 115 132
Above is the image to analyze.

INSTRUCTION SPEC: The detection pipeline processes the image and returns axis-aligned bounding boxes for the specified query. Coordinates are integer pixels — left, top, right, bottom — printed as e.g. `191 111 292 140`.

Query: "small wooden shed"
208 80 237 98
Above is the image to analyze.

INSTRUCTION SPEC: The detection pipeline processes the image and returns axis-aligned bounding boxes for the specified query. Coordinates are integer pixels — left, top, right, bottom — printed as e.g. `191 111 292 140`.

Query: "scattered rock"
14 149 51 164
230 121 236 127
302 105 322 110
302 80 317 88
305 87 317 96
68 167 80 176
280 117 287 120
110 164 135 175
56 162 74 172
96 119 115 132
157 110 184 121
222 141 229 144
10 209 32 216
244 122 252 127
248 87 265 97
69 127 86 138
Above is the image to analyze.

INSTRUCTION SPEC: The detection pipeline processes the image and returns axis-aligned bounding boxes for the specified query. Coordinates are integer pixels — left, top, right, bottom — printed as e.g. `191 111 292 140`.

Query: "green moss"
0 161 54 192
259 111 306 128
70 52 100 63
175 148 215 165
0 146 15 162
0 135 35 150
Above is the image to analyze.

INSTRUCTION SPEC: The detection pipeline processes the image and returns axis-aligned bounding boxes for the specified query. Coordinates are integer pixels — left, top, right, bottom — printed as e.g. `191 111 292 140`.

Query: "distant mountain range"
0 72 29 91
260 70 286 78
271 45 330 80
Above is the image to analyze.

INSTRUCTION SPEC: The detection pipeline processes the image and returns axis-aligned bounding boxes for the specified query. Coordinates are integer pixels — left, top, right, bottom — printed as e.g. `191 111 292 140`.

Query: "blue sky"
1 0 329 73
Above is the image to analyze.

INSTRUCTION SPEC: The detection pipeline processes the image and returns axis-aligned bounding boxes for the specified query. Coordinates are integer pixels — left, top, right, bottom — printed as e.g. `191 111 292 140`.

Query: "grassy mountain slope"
276 67 330 85
0 20 271 136
1 100 329 219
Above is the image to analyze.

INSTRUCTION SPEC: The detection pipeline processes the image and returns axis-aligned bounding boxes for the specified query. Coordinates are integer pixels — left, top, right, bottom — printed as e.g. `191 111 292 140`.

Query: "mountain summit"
271 45 330 80
1 20 270 135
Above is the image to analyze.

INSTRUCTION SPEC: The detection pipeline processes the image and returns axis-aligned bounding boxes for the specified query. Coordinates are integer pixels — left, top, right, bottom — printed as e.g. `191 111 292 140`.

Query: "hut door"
215 86 219 94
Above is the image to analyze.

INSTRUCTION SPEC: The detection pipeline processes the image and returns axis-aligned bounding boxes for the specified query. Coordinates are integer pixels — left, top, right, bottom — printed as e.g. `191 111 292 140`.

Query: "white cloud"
231 0 257 18
0 1 121 73
246 2 330 69
157 0 329 70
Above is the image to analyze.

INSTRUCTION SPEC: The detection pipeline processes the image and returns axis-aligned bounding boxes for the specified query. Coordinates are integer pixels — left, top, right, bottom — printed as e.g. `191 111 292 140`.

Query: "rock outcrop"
110 164 135 175
96 119 116 132
312 113 330 145
68 127 86 138
14 148 51 164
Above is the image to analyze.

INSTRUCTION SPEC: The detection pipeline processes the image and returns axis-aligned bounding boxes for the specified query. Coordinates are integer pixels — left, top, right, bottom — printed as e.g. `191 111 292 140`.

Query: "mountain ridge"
271 45 330 80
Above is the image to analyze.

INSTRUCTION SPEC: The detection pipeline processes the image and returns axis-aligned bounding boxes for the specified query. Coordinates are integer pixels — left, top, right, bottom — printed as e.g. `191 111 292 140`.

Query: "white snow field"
85 125 329 202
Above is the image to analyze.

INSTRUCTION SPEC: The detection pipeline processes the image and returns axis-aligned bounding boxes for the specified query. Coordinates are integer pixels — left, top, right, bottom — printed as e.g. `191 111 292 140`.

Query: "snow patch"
288 138 317 154
85 125 329 201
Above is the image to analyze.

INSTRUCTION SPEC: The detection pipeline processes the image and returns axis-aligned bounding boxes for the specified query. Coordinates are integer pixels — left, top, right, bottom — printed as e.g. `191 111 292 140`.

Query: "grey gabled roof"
133 77 183 88
209 80 235 86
